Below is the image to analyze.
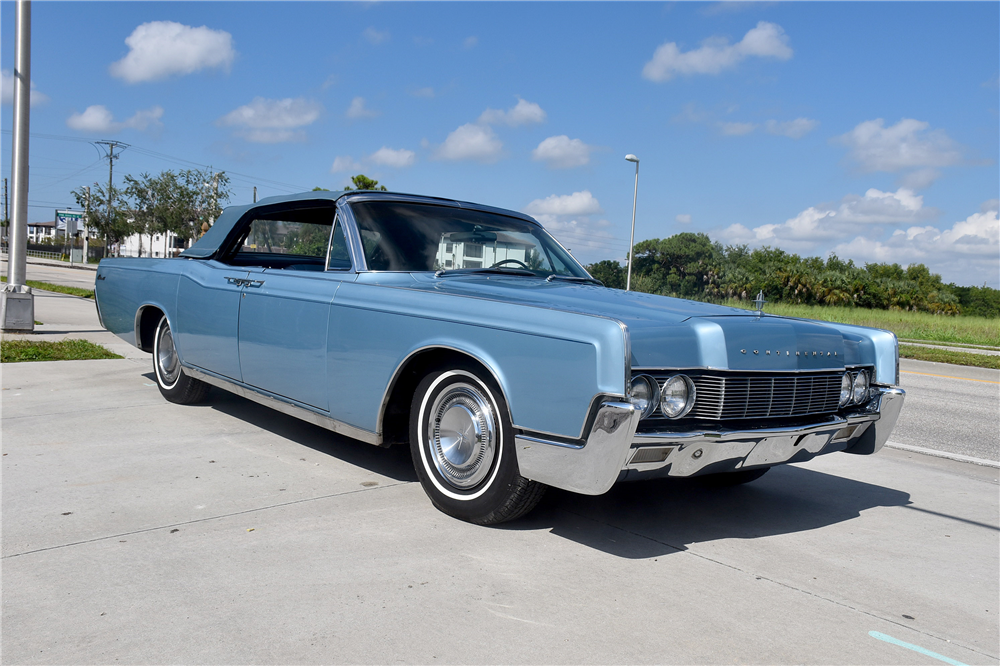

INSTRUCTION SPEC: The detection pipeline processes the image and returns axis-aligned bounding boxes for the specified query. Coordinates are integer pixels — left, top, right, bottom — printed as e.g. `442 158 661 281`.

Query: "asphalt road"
891 360 1000 463
1 257 97 290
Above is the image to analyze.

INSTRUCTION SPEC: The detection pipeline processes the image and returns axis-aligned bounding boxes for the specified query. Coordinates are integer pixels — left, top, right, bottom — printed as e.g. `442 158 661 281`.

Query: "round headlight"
660 374 695 419
839 372 853 407
629 375 659 419
852 370 869 404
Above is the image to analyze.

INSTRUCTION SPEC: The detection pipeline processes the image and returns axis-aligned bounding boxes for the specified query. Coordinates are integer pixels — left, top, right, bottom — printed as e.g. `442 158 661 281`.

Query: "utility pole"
95 140 128 257
209 171 223 226
83 185 90 265
3 177 9 242
2 0 34 331
253 186 257 203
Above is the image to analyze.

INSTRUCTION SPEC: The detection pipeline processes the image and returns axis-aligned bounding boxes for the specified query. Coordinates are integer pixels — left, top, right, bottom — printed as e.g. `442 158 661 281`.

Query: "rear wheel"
153 316 208 404
409 365 545 524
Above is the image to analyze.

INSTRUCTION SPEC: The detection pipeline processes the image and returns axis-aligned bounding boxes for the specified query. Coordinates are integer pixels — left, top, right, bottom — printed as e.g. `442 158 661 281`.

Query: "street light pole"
625 154 640 291
2 0 34 332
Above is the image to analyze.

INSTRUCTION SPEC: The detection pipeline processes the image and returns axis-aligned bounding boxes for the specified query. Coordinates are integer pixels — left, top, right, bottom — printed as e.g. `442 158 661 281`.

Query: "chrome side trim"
185 365 380 446
515 399 639 495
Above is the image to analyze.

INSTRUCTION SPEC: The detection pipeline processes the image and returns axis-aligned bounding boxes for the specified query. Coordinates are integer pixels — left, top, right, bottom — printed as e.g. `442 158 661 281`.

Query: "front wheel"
409 365 545 524
153 315 209 404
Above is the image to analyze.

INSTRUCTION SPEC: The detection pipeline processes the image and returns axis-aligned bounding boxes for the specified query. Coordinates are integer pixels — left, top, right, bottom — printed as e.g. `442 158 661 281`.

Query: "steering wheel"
490 259 530 269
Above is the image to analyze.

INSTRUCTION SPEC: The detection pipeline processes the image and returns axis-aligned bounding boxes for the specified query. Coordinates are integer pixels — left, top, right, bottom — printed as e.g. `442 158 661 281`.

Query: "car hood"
400 273 865 372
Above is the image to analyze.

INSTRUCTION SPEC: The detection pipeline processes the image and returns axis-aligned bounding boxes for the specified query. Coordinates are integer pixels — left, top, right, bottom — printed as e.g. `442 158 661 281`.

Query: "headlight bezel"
852 369 870 405
659 374 696 419
629 374 660 420
839 372 853 408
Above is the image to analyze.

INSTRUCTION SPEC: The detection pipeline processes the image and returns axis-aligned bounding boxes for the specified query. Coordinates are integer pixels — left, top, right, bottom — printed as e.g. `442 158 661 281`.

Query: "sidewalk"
0 289 148 361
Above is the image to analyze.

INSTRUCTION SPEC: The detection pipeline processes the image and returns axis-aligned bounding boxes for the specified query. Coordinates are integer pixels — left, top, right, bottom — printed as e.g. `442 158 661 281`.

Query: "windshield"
349 201 590 278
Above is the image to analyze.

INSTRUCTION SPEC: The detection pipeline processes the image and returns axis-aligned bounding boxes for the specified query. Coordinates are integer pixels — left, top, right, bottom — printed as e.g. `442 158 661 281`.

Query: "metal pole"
2 0 34 331
253 186 257 203
83 186 90 264
7 0 31 288
625 155 640 291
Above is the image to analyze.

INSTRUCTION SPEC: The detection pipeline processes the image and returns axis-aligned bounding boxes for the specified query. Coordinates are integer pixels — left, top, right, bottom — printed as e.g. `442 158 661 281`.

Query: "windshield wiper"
546 274 604 286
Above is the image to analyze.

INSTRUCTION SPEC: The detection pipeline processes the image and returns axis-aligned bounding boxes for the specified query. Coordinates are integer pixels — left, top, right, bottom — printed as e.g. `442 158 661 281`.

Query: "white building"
436 233 533 270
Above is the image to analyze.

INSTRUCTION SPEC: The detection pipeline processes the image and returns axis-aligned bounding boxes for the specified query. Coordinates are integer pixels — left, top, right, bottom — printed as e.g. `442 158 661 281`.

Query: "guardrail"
1 249 64 261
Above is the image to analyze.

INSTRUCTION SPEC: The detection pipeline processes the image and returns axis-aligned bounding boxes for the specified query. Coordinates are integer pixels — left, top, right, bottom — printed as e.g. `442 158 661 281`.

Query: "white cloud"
368 147 415 168
331 156 362 173
218 97 322 143
346 96 379 119
412 87 435 98
434 123 503 162
524 191 603 217
522 192 624 263
835 118 963 173
109 21 234 84
765 117 818 139
643 21 792 82
1 69 49 106
363 27 389 45
478 97 546 126
532 135 593 169
720 121 756 136
676 214 692 224
463 36 479 49
66 104 164 134
721 187 935 253
832 203 999 287
899 168 942 190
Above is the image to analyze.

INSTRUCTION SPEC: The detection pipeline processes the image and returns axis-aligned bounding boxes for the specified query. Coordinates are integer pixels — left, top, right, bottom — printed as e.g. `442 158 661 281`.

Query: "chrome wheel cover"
156 324 180 385
426 382 497 490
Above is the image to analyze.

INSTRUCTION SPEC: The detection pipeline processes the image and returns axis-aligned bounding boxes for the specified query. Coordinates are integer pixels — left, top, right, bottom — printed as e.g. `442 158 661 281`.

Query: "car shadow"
164 378 911 558
157 379 418 484
507 466 912 559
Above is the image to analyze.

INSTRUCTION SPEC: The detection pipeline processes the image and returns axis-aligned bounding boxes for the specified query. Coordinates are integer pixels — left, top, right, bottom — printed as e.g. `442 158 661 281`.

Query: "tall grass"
720 300 1000 348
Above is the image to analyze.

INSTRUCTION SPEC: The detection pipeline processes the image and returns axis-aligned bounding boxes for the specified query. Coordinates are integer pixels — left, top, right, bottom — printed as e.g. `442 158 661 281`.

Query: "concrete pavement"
2 358 997 664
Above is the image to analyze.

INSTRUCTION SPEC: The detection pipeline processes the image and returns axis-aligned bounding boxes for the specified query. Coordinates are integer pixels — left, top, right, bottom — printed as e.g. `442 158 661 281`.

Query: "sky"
2 1 998 287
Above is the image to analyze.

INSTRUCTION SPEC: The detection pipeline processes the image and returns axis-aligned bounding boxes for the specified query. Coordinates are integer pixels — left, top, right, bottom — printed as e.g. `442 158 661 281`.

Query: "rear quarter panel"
95 258 181 346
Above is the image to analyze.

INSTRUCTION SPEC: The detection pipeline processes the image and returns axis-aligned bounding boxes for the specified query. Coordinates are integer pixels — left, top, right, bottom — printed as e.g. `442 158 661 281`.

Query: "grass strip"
899 344 1000 370
722 299 1000 348
1 275 95 299
897 338 1000 351
1 339 122 363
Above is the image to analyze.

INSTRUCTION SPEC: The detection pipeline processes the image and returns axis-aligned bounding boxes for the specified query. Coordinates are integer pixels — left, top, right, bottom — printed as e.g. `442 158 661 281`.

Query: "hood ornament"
753 290 767 317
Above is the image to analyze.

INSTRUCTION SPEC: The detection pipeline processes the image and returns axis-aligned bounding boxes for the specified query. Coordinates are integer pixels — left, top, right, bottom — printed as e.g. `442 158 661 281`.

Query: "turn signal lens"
660 375 695 419
839 372 853 407
629 375 659 419
852 369 870 404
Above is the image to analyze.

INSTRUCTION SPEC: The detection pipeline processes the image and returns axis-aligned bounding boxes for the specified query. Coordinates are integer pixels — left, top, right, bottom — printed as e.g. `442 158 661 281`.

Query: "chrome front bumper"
515 387 905 495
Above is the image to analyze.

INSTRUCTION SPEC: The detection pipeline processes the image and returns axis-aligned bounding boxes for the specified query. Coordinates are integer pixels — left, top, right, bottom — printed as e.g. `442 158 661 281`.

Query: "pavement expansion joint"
560 506 998 662
1 480 412 561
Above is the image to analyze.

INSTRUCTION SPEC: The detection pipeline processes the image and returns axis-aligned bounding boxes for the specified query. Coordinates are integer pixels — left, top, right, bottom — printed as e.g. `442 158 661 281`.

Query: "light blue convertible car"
95 191 905 524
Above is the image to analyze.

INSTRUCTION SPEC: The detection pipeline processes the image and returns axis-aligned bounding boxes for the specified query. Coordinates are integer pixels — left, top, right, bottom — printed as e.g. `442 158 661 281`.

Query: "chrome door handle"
226 276 245 286
246 279 265 287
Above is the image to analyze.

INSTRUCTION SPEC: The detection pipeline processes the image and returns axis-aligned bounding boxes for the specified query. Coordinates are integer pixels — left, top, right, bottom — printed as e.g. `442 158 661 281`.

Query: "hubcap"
427 382 497 489
157 325 179 385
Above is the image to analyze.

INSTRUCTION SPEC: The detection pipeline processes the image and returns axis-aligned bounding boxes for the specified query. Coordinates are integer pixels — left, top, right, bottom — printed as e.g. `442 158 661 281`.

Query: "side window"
239 219 329 258
327 219 352 270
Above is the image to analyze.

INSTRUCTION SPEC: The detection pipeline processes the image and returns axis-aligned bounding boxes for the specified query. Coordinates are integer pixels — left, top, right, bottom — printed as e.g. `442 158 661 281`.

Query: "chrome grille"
655 373 842 420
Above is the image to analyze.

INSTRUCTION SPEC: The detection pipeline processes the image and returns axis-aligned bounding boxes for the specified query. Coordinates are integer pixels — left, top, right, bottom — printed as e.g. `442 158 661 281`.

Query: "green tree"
343 174 387 191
